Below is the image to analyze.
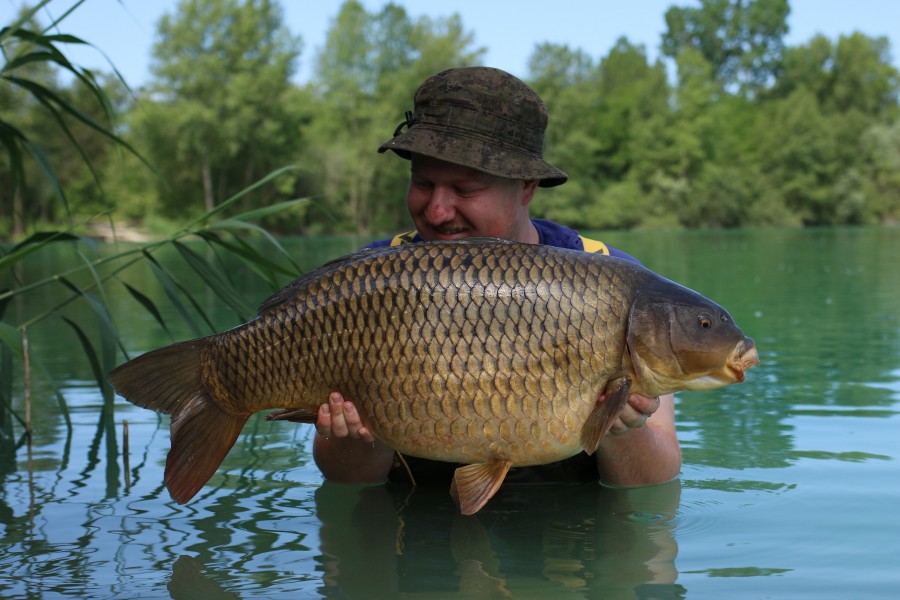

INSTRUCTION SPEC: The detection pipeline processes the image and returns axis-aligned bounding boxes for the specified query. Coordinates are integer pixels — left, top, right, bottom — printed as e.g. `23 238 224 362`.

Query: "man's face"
407 155 539 242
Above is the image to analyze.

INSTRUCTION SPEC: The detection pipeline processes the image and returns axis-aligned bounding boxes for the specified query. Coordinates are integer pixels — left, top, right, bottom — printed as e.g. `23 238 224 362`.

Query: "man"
312 67 681 489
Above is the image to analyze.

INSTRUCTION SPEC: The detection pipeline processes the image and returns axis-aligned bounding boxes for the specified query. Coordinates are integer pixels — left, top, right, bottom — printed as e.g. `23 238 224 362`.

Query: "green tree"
526 43 602 227
755 88 839 224
141 0 302 216
528 39 671 229
775 33 900 119
765 31 900 224
662 0 789 97
858 121 900 223
1 3 144 241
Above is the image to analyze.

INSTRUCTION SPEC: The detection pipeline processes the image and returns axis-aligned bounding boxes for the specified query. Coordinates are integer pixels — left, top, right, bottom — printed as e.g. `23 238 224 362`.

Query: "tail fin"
108 340 247 504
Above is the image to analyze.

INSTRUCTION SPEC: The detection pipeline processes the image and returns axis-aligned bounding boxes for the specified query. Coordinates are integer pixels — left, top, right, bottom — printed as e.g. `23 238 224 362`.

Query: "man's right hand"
312 391 394 483
316 391 377 443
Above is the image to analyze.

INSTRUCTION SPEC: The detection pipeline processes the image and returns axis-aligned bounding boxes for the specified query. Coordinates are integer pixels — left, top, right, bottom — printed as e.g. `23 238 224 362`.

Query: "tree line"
2 0 899 242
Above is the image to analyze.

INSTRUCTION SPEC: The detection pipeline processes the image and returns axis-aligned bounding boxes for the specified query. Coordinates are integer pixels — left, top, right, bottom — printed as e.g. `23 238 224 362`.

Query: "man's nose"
425 187 456 222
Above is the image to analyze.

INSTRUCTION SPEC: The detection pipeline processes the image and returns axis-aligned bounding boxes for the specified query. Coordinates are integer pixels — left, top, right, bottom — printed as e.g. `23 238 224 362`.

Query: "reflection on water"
314 480 684 599
1 228 900 597
159 479 686 599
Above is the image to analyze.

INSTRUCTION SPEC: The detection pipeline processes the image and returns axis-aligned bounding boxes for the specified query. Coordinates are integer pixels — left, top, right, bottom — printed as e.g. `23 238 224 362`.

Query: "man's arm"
312 392 395 484
594 393 682 486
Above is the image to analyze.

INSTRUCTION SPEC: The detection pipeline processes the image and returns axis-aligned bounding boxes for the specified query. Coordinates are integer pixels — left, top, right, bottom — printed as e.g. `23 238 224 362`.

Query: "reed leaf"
0 324 24 433
172 241 255 320
220 197 310 225
57 276 126 362
0 339 17 440
0 322 71 431
196 231 296 289
0 231 81 273
62 316 113 404
121 283 172 342
1 24 156 210
141 251 213 337
0 122 26 194
0 322 22 357
180 166 300 231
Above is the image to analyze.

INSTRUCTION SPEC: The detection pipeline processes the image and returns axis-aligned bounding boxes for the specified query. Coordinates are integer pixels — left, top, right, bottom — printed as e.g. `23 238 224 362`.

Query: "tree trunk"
202 153 215 212
12 185 23 237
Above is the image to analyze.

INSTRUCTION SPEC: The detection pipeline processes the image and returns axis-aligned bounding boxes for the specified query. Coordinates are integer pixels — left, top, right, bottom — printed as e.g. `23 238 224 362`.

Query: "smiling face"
407 154 540 243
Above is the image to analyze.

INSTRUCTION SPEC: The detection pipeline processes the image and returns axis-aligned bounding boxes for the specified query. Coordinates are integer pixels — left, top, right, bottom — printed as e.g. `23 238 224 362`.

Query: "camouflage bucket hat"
378 67 568 187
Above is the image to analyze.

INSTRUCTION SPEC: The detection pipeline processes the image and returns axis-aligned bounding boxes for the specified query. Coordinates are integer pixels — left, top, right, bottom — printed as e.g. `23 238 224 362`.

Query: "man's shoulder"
364 231 420 249
532 218 583 250
532 219 640 263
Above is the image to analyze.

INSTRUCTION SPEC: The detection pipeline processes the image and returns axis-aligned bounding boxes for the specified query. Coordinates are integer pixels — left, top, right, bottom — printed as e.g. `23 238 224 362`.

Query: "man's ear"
521 180 540 206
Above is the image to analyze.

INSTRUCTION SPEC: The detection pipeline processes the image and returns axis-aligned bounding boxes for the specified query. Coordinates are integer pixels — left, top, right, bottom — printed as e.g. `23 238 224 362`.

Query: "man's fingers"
628 393 660 417
326 392 350 437
357 425 376 444
316 403 332 436
314 390 376 443
608 395 659 434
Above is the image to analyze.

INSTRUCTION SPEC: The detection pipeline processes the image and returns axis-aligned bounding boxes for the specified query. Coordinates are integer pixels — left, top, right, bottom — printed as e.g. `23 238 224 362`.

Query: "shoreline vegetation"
2 0 900 245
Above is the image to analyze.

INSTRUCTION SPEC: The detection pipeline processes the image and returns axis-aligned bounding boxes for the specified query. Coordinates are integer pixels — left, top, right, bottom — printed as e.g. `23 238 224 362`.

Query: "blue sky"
7 0 900 87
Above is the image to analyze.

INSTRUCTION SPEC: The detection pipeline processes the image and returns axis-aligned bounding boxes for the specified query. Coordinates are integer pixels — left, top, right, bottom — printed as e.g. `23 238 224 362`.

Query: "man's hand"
595 392 681 486
312 391 394 484
316 391 377 443
607 393 662 435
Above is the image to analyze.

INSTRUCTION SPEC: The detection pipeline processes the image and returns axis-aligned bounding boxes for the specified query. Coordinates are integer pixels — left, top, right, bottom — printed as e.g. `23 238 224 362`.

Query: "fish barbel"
109 238 759 514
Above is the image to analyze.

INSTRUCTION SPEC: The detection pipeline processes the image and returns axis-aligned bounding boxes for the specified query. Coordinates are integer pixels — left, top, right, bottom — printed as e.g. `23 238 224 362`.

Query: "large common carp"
109 238 759 514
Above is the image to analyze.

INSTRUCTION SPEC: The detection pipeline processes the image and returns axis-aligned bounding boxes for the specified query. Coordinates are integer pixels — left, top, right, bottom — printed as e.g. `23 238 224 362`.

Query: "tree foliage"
139 0 303 217
2 0 900 240
662 0 790 96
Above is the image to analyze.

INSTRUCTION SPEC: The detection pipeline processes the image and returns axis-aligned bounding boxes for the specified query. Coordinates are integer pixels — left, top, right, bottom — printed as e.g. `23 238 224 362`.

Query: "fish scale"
236 242 613 462
109 237 758 514
218 246 559 452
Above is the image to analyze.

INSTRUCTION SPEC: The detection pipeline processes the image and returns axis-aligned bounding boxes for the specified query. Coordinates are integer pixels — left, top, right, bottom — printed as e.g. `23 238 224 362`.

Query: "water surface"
1 228 898 598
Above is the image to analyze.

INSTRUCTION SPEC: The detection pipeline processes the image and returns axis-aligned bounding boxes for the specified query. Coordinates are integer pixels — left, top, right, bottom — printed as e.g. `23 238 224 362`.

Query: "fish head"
626 278 760 396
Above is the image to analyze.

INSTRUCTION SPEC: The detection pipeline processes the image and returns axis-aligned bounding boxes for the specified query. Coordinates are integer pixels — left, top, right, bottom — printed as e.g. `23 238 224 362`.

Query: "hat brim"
378 126 567 188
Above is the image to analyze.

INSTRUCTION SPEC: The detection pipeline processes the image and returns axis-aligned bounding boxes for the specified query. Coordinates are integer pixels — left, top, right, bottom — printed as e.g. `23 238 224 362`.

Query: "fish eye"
699 314 712 329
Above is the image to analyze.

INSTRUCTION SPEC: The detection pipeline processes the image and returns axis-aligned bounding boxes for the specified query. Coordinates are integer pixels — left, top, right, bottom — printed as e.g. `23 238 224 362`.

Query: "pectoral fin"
265 408 318 423
450 460 514 516
580 375 632 455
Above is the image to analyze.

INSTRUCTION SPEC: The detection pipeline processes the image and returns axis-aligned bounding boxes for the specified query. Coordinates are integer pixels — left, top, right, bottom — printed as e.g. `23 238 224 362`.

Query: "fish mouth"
726 337 760 382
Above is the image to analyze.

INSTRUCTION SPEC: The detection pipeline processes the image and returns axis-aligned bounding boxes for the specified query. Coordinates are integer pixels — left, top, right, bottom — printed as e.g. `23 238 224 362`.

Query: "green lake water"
1 227 899 599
